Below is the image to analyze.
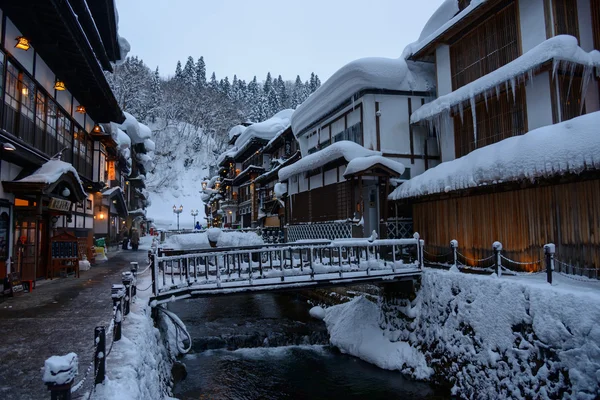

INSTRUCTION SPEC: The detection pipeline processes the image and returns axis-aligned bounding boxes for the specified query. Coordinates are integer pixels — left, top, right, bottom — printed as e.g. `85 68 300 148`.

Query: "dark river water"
168 292 449 400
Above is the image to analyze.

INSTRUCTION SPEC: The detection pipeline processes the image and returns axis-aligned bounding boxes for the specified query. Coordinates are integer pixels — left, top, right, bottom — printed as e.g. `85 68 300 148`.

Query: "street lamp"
173 204 183 230
191 209 199 227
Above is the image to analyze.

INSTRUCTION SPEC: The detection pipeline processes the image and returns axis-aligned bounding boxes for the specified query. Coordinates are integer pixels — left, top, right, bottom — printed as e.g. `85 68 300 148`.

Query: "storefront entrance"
13 212 47 281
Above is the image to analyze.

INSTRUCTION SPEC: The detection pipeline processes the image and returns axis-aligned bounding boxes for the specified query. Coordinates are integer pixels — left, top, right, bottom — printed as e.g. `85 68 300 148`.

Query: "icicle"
458 101 464 124
566 60 577 100
470 96 477 147
510 77 516 103
483 89 488 111
580 64 593 114
505 80 510 102
495 84 501 100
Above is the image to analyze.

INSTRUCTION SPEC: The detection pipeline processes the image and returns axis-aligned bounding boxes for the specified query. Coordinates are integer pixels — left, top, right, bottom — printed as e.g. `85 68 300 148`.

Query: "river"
169 292 449 399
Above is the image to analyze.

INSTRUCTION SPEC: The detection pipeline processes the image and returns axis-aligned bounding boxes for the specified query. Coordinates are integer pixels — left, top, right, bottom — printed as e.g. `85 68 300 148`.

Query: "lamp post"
173 204 183 230
191 209 199 227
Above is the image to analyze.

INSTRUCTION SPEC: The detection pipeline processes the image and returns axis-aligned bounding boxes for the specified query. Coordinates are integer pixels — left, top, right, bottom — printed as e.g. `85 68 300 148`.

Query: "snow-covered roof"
216 146 238 166
274 182 287 198
389 111 600 200
119 112 152 144
113 127 131 149
411 35 600 124
403 0 485 59
144 138 155 152
102 186 122 196
291 58 435 135
235 109 293 149
17 159 86 194
343 156 405 177
228 125 247 141
278 141 380 181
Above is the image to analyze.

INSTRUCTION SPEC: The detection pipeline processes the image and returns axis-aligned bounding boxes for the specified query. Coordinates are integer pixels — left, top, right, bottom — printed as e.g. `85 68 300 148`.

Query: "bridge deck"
149 238 425 306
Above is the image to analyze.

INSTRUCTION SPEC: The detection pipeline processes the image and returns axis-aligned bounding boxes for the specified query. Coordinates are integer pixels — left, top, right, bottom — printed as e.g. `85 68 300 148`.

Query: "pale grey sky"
116 0 444 82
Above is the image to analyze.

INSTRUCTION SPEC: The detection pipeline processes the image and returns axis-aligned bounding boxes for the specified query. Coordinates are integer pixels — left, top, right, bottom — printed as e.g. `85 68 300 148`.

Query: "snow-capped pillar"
111 284 125 342
450 239 458 267
493 241 503 277
544 243 555 285
94 326 106 385
42 353 77 398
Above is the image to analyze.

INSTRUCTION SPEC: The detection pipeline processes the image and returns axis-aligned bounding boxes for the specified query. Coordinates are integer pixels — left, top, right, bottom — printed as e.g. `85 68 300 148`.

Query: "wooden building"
390 0 600 269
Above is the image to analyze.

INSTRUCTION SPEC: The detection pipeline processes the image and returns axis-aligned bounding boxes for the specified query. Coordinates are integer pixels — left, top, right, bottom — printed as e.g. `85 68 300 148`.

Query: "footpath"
0 246 150 400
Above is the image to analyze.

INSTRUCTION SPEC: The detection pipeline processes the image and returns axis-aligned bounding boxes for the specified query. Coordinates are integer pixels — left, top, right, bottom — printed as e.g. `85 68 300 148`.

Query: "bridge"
149 236 425 306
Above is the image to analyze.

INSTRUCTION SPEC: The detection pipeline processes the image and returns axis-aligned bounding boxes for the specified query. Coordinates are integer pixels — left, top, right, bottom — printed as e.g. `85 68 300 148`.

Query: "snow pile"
279 141 380 181
291 58 434 135
143 138 155 152
207 227 222 243
389 111 600 199
324 297 433 379
233 109 293 152
216 146 238 166
18 159 86 195
165 230 264 250
412 35 600 124
344 155 405 177
42 353 78 385
112 127 131 149
228 124 247 141
274 182 287 198
416 0 459 43
78 260 91 271
309 306 326 320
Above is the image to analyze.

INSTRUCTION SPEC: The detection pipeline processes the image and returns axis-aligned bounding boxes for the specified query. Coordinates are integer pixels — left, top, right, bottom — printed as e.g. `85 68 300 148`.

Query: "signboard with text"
49 197 71 212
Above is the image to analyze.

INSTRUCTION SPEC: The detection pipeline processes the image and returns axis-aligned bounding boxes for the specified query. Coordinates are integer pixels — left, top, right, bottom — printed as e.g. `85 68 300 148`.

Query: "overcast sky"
116 0 444 83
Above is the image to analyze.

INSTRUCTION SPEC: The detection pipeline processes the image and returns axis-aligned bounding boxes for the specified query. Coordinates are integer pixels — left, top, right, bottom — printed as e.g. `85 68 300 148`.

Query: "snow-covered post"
493 241 503 277
450 240 458 267
130 262 138 298
94 326 106 385
42 353 78 400
121 272 133 316
544 243 555 285
111 284 125 342
413 232 422 267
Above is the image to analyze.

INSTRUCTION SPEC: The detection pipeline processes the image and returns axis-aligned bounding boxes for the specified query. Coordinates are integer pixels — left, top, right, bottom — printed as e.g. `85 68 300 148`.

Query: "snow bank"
228 124 247 141
344 155 405 177
235 109 293 149
144 138 155 152
279 141 380 181
412 35 600 124
309 306 326 320
18 159 86 195
324 297 433 379
292 58 434 135
79 260 91 271
165 231 264 250
119 112 152 144
389 111 600 200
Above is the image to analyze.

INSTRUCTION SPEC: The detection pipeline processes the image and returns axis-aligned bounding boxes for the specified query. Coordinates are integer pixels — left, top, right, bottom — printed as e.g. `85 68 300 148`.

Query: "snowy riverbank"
323 269 600 399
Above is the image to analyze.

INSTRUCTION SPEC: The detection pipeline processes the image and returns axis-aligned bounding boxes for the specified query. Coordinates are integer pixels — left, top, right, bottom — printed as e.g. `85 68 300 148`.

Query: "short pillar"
121 272 133 316
111 284 125 342
544 243 555 285
450 240 458 266
413 232 421 267
43 353 78 400
94 326 106 385
493 241 503 277
130 262 138 298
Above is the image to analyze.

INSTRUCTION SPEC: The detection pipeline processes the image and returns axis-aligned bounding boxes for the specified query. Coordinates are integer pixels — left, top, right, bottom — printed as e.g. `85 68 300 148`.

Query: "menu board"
51 241 78 259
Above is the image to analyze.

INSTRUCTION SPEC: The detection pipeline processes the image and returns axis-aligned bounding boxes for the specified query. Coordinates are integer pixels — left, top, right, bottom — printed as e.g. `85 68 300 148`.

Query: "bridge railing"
151 235 424 301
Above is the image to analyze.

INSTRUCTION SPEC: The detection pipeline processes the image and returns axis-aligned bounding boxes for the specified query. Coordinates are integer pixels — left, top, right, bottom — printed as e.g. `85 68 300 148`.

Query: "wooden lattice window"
450 2 519 90
454 85 527 158
552 0 579 39
553 73 585 123
591 0 600 50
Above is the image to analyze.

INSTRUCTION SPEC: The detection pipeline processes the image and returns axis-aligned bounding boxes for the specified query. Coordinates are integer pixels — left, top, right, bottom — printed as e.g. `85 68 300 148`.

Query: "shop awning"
3 160 87 204
101 186 128 218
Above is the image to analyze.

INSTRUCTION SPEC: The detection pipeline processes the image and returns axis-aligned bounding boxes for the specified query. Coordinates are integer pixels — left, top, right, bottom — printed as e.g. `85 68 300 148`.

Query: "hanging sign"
49 197 71 212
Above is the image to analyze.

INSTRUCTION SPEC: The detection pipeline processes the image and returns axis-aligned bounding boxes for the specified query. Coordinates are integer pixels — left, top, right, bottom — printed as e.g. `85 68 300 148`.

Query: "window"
56 110 72 161
450 2 519 89
333 122 362 145
454 85 526 158
45 100 58 155
554 73 585 123
592 0 600 50
552 0 579 39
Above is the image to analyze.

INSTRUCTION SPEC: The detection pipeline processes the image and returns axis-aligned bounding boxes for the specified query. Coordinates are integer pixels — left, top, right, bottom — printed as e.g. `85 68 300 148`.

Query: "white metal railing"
151 236 424 304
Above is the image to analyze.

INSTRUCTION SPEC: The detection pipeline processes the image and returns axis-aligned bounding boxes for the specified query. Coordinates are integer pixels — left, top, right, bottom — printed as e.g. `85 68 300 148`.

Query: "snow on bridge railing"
150 235 425 304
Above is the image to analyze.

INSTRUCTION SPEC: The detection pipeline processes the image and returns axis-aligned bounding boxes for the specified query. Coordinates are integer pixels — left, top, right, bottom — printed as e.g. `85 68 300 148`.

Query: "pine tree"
263 72 273 95
266 86 280 117
247 76 261 121
182 56 195 87
195 56 206 88
309 72 317 92
275 75 288 109
209 72 218 90
148 66 162 122
314 74 322 90
292 75 304 108
174 60 183 80
220 76 231 98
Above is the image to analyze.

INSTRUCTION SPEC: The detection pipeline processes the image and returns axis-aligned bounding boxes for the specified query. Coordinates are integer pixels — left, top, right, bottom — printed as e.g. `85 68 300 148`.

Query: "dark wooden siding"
289 181 353 224
412 179 600 270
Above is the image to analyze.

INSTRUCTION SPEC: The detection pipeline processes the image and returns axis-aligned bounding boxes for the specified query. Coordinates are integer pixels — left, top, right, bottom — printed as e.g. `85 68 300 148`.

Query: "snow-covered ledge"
389 111 600 200
411 35 600 125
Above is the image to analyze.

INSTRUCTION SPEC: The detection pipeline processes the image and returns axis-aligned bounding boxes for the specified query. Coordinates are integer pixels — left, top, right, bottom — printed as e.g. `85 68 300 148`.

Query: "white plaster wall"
34 55 55 94
518 0 547 53
435 45 452 96
338 166 346 182
324 168 337 186
310 172 322 189
288 176 298 195
577 0 594 51
378 95 410 154
299 174 308 192
439 116 456 162
5 19 33 74
361 95 377 151
56 90 73 114
525 71 553 131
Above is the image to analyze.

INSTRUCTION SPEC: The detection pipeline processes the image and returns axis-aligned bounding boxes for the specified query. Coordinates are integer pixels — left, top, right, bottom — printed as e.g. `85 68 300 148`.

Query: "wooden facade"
288 181 353 224
412 178 600 270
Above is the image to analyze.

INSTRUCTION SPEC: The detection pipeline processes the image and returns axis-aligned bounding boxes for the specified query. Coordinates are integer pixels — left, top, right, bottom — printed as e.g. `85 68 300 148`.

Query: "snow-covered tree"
195 56 206 88
174 60 183 81
182 56 195 87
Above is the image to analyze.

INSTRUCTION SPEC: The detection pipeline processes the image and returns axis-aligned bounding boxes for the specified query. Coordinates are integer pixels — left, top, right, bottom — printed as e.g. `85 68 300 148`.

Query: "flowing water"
169 292 449 400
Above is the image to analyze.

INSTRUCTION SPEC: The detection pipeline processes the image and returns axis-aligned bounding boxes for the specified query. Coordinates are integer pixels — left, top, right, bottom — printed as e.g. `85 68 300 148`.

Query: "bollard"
130 262 138 297
419 239 425 268
544 243 555 285
493 241 503 277
450 239 458 266
413 232 421 267
121 272 133 316
94 326 106 385
111 284 125 342
43 353 78 400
